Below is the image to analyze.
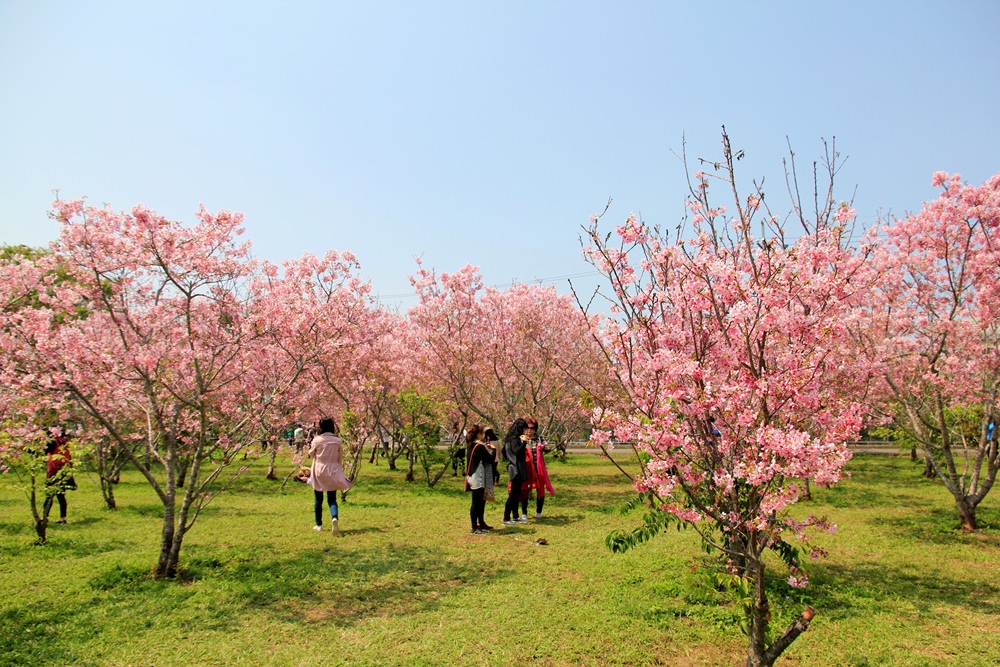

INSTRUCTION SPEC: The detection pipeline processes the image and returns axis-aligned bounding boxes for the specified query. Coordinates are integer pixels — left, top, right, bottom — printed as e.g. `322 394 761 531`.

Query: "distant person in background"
503 418 530 525
450 420 465 476
464 424 495 534
293 423 306 453
308 417 354 534
44 427 76 524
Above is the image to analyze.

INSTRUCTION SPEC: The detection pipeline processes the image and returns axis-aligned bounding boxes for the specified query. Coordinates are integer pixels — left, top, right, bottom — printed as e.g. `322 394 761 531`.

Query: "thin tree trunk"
157 499 177 578
156 446 179 578
745 559 770 667
266 445 278 480
405 448 416 482
99 476 118 510
923 455 935 479
427 459 451 488
35 486 51 545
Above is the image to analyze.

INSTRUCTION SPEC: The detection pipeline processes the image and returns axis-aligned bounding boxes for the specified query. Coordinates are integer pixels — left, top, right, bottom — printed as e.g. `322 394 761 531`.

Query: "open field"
1 452 998 666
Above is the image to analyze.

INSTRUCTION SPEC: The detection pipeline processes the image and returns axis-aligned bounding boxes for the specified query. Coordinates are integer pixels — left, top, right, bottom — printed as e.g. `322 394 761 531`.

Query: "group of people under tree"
36 412 556 539
298 413 555 537
465 416 554 535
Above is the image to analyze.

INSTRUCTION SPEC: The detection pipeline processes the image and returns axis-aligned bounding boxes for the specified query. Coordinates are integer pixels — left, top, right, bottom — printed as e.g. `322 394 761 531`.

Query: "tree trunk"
156 451 180 578
922 455 935 479
99 476 118 510
35 492 52 545
156 498 178 578
956 498 978 531
427 459 451 488
744 557 816 666
405 449 416 482
266 446 278 480
745 560 771 667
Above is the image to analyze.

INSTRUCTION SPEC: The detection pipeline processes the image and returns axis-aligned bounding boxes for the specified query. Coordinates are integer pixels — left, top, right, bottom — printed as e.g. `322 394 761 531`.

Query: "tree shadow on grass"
555 476 635 512
0 606 90 667
809 560 1000 620
120 503 164 518
869 505 999 545
0 517 131 560
523 513 585 527
111 542 503 629
329 525 384 537
2 542 508 664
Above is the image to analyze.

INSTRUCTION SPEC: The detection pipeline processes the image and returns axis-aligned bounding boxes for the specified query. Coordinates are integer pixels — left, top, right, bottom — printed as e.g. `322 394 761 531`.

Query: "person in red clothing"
518 418 555 519
44 427 76 524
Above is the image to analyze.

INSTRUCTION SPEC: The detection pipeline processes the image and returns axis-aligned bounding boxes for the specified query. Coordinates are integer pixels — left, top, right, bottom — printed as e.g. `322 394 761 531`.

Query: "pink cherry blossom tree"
583 132 876 667
859 172 1000 530
262 250 400 487
0 201 370 577
0 245 80 542
407 261 603 446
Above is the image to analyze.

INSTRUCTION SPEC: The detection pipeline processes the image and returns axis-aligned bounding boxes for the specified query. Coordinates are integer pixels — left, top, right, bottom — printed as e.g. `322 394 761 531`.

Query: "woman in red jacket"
44 427 75 524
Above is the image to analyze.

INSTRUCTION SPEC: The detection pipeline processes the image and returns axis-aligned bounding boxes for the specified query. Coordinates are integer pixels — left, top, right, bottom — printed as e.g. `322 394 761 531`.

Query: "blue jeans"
314 490 338 526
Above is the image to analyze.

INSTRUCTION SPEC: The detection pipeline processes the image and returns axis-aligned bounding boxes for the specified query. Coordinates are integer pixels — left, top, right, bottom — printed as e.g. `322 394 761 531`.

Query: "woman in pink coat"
308 417 354 533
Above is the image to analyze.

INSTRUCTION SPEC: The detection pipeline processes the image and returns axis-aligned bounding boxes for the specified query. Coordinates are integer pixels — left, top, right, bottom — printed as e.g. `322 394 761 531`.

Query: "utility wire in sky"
376 270 602 300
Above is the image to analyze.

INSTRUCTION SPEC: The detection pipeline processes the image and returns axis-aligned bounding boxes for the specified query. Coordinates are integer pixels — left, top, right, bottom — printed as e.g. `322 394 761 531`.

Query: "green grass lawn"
1 452 997 666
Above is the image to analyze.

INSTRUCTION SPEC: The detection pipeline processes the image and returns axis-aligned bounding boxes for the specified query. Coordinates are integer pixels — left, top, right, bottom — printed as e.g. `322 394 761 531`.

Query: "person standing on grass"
464 424 495 534
503 418 530 525
44 426 76 524
523 418 555 518
484 428 501 486
308 417 354 533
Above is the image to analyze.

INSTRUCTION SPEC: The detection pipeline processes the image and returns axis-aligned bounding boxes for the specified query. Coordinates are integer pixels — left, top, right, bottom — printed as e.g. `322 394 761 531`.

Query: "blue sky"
2 1 998 310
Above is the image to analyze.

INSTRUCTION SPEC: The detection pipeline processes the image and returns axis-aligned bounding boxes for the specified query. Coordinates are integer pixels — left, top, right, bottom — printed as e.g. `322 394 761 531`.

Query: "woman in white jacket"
308 417 354 533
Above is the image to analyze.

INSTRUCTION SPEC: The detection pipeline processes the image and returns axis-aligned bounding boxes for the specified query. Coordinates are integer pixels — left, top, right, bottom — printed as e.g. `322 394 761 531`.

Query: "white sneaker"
331 518 339 533
313 525 323 531
503 520 515 525
517 516 528 522
535 513 542 519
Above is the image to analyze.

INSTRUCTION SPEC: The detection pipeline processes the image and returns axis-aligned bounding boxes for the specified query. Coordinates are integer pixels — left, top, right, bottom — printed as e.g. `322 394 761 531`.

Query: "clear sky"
2 1 998 311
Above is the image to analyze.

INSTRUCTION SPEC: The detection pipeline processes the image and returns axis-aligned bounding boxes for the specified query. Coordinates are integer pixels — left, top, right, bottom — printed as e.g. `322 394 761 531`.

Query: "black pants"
314 490 338 526
521 489 546 516
44 493 67 520
504 475 523 521
470 488 486 529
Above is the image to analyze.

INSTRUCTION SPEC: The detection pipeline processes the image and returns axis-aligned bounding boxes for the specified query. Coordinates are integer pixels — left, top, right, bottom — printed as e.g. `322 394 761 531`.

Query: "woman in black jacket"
502 418 530 524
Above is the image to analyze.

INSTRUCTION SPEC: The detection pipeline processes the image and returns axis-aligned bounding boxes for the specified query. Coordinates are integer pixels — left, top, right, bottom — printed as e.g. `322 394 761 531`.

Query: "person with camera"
502 418 530 525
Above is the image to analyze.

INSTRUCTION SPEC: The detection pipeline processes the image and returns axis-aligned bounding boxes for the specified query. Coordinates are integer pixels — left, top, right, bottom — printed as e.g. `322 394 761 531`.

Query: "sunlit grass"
1 453 997 666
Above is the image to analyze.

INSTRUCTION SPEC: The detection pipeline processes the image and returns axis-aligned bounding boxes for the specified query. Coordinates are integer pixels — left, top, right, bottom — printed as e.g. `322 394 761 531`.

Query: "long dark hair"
318 417 336 435
465 423 484 461
505 418 527 445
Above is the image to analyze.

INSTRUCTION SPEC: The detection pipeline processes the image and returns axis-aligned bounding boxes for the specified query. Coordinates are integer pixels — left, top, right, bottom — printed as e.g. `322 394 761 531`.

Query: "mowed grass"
1 452 998 666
